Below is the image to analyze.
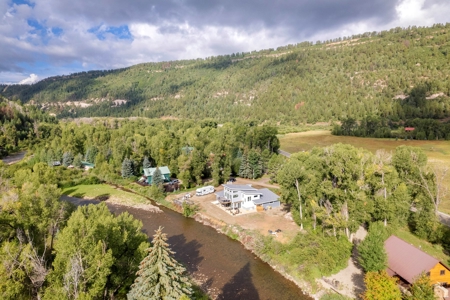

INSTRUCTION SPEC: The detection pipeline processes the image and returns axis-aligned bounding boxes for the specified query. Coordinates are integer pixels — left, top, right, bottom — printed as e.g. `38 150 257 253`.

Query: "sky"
1 0 449 84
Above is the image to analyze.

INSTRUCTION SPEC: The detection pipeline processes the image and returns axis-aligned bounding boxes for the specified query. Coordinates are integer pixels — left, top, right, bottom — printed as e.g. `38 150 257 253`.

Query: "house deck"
211 200 257 216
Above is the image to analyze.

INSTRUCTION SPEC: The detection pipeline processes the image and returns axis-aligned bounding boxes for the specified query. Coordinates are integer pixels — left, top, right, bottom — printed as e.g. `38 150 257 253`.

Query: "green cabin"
143 166 170 184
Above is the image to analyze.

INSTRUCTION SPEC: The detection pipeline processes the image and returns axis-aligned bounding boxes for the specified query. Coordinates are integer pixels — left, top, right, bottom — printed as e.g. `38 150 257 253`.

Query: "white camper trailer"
195 185 215 196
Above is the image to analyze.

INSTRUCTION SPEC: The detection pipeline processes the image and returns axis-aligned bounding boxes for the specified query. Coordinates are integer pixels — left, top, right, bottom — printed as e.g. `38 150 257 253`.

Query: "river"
63 196 312 300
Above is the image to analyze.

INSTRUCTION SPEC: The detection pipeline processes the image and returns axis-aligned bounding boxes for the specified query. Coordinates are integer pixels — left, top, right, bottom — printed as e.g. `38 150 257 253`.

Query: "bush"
182 202 199 218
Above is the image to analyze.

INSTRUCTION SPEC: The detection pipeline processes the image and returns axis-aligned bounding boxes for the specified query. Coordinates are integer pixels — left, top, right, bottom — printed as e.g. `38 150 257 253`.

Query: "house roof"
252 188 280 205
143 166 171 177
81 161 95 167
242 191 263 195
222 184 257 191
385 235 439 283
405 127 415 131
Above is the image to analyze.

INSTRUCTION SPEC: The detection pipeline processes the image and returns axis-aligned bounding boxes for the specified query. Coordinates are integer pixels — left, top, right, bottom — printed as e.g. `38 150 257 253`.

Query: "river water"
64 196 312 300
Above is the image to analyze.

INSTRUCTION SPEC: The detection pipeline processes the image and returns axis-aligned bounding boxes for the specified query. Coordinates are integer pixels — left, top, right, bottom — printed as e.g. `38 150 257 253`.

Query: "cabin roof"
404 127 415 131
385 235 440 283
143 166 171 177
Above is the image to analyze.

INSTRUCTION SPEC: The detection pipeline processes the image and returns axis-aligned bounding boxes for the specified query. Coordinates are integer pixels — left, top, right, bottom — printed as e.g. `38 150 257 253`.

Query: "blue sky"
1 0 449 84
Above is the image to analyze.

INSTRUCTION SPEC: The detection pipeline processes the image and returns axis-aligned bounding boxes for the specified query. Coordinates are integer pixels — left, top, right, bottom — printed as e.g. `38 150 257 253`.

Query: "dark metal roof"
385 235 439 283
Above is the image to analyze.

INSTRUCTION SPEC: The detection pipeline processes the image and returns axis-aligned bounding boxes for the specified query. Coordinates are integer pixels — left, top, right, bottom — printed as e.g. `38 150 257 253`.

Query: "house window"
441 270 446 276
426 272 430 277
233 194 238 198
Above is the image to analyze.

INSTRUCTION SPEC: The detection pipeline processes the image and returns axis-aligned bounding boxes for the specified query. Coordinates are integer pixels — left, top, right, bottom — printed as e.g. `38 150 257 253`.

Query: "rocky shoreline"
192 212 325 299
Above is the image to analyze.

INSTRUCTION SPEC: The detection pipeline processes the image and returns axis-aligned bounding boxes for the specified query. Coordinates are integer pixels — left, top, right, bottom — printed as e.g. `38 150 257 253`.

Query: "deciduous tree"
362 270 401 300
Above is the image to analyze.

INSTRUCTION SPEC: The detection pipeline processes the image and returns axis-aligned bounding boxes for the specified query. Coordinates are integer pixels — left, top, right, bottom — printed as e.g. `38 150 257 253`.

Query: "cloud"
0 0 449 83
18 73 39 84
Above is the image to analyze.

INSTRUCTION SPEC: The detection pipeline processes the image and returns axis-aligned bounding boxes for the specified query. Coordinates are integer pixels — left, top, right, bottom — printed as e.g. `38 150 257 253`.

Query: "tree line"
27 118 279 190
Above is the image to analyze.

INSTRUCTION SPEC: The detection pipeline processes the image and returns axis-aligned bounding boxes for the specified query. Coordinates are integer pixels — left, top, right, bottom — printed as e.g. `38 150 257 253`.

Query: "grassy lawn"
279 130 450 213
62 184 148 205
393 227 450 263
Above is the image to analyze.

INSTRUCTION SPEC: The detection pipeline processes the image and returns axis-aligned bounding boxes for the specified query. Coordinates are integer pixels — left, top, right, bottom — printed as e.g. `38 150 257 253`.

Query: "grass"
393 227 449 263
62 184 148 205
279 130 450 214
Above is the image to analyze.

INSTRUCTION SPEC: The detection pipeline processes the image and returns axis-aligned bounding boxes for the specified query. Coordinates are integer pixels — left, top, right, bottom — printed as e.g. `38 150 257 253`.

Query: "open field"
62 184 156 209
279 130 450 214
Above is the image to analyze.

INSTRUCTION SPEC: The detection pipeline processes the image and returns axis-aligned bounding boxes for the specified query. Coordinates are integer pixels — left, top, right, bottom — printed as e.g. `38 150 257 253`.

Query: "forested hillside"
0 96 57 157
1 24 450 123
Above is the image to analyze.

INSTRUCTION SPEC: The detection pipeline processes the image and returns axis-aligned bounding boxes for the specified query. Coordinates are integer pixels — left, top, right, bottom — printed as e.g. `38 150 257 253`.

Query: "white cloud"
0 0 449 83
19 74 39 84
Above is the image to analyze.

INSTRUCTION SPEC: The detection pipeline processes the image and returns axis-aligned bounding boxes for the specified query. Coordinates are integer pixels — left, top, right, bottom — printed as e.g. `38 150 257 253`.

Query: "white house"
215 184 280 210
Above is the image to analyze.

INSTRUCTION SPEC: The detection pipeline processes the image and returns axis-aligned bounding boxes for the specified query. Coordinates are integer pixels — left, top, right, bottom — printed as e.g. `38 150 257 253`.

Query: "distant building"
143 166 170 184
215 184 280 210
81 161 95 170
385 235 450 285
404 127 415 132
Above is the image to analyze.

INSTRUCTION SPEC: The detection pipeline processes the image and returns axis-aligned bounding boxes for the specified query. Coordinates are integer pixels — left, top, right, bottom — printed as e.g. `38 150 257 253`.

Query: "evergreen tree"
238 154 252 178
152 167 164 186
358 222 388 272
85 146 98 163
128 227 192 300
143 156 151 169
73 153 83 168
62 151 74 167
248 150 262 179
122 158 134 178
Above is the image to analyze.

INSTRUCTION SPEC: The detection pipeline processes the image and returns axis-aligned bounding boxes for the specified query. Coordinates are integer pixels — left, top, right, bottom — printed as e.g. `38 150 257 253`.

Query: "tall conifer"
128 227 192 300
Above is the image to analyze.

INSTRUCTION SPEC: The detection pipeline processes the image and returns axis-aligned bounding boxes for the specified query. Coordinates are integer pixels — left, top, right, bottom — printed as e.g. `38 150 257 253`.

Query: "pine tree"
143 156 151 169
128 227 192 300
238 155 248 178
62 151 74 167
85 146 98 163
122 158 134 178
73 153 83 168
152 167 164 186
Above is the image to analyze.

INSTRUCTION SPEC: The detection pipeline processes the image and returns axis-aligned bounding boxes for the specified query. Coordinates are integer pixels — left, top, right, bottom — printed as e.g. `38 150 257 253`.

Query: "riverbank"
62 188 311 300
193 213 321 299
62 184 162 213
62 182 337 299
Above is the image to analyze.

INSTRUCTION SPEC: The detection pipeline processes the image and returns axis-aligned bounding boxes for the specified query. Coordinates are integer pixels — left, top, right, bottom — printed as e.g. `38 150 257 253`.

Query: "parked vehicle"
195 185 215 196
228 177 236 182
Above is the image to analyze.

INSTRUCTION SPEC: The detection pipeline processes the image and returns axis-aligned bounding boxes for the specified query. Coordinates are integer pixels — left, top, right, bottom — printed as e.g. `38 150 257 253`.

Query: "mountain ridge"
1 23 450 124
